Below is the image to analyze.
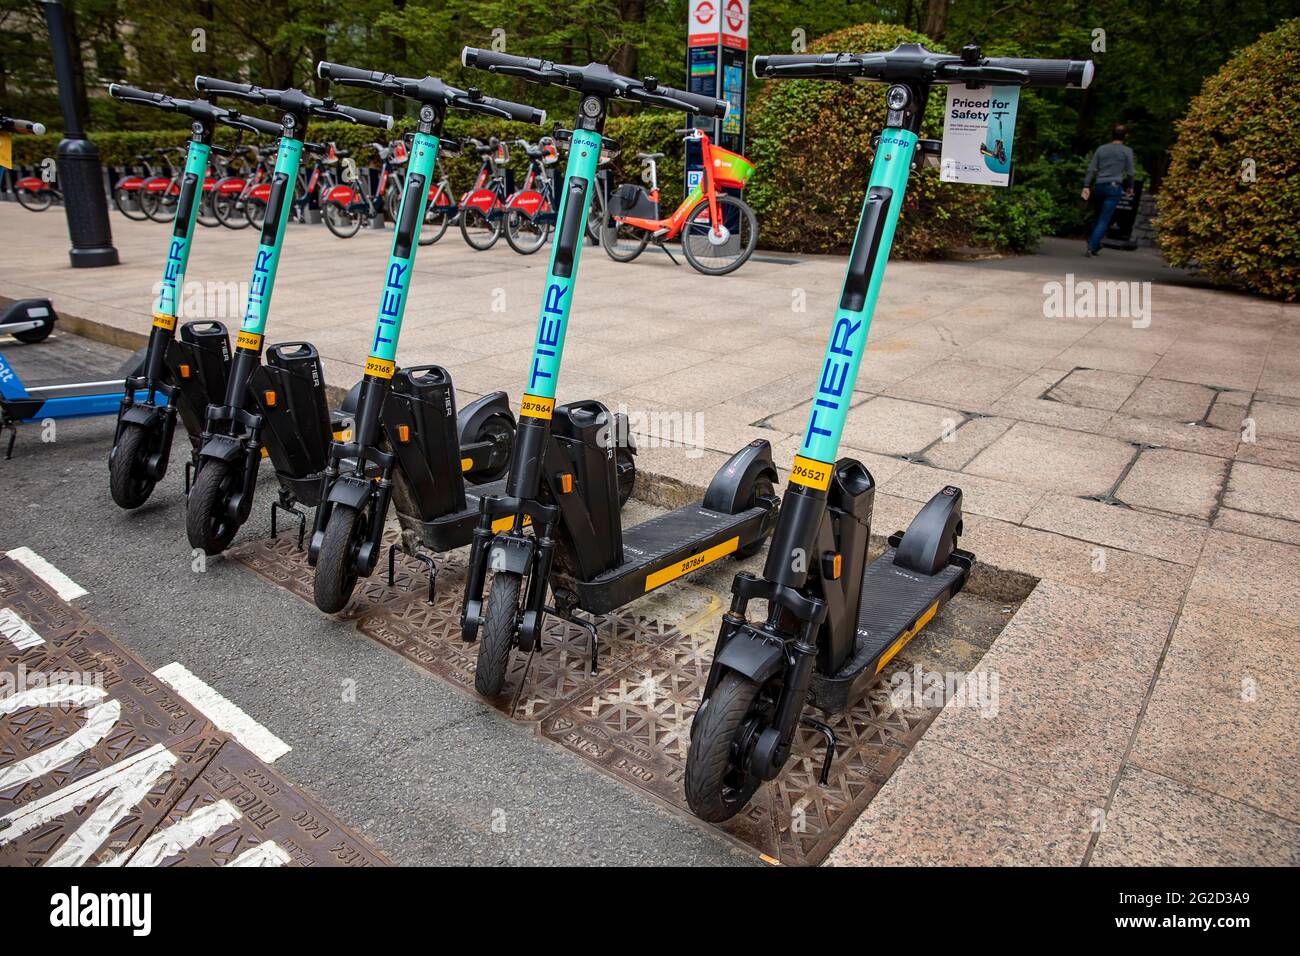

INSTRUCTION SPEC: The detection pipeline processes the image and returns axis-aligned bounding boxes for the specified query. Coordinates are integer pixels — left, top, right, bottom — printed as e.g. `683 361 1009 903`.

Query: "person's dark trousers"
1087 182 1124 253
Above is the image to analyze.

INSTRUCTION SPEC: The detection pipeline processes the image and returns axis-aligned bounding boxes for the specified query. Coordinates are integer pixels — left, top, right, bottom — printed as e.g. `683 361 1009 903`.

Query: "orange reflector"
263 390 276 407
397 424 411 444
831 553 842 579
179 364 191 379
559 473 573 493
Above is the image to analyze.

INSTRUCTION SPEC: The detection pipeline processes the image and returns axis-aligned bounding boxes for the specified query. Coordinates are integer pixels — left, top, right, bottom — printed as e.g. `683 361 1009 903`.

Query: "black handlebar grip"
644 82 727 118
194 75 264 102
752 53 851 79
334 103 393 130
982 57 1094 88
108 84 169 105
317 61 385 86
475 94 547 125
461 47 546 74
223 112 283 137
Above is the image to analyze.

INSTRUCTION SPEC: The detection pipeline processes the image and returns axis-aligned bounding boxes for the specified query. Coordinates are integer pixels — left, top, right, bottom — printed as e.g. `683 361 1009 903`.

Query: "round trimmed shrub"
745 22 989 257
1157 19 1299 300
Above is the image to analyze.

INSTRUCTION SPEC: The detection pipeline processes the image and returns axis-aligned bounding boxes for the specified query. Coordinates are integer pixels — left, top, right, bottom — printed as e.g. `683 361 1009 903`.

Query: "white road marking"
104 799 241 867
227 840 292 867
0 685 119 789
0 607 45 649
0 744 177 856
153 661 291 763
5 547 88 601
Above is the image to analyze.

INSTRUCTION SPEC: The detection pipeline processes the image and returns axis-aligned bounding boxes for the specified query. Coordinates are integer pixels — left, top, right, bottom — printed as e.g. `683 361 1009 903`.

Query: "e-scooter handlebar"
194 75 265 102
0 116 45 134
461 47 728 117
110 83 285 137
196 74 392 130
318 60 546 126
753 44 1093 90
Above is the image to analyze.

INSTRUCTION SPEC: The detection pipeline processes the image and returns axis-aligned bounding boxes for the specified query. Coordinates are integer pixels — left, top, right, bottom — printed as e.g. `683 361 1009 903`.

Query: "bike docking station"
454 48 780 698
174 76 393 555
305 62 547 615
683 0 749 261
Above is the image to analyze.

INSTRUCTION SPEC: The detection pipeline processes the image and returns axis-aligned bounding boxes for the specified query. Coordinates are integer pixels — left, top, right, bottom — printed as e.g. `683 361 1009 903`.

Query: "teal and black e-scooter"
683 43 1094 822
105 84 284 509
183 76 392 555
456 49 780 697
306 61 547 613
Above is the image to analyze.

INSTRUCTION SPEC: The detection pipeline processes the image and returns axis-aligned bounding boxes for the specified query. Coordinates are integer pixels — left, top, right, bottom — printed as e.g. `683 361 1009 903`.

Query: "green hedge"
1157 19 1299 300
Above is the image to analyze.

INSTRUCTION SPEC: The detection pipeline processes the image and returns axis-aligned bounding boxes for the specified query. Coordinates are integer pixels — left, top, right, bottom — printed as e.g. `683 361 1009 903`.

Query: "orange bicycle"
601 127 757 275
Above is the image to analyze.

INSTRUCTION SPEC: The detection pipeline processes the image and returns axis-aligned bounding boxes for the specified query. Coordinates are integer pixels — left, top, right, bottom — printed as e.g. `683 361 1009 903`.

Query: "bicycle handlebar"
317 61 545 125
753 43 1093 90
460 47 728 117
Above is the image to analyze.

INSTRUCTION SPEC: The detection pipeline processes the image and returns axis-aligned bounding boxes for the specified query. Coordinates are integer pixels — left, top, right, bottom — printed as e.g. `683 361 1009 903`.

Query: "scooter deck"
810 545 968 713
394 477 510 552
575 503 770 615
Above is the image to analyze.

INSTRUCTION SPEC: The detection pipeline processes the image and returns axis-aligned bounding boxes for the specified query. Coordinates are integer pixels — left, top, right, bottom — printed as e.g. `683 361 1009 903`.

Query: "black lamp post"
43 0 118 267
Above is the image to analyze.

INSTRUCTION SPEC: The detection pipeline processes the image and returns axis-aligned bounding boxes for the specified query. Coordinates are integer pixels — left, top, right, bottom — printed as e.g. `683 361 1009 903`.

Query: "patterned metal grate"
232 528 1015 866
0 561 391 867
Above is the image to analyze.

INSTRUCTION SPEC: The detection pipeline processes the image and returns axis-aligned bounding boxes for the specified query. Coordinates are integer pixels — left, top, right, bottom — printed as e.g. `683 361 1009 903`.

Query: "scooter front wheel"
109 422 157 510
186 459 241 555
684 671 766 822
474 571 521 697
313 503 365 614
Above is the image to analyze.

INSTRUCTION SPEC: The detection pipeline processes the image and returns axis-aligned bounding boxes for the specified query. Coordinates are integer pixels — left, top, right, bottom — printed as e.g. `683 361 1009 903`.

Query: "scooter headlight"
886 85 910 111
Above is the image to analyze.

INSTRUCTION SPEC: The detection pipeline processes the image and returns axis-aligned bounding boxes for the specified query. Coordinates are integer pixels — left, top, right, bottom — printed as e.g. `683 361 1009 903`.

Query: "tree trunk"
611 0 645 77
921 0 948 40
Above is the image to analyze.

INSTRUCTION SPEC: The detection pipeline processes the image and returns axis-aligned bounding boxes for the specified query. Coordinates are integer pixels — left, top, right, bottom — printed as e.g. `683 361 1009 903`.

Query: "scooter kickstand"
3 422 16 461
269 495 308 550
800 716 838 786
388 543 438 603
546 605 600 675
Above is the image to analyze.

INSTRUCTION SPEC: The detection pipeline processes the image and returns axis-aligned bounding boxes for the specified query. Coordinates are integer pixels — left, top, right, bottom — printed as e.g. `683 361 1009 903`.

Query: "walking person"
1081 124 1135 256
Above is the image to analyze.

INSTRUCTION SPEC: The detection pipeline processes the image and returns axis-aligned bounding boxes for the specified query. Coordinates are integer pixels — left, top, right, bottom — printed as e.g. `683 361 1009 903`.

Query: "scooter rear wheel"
186 459 240 555
474 571 521 697
684 672 766 822
313 503 364 614
109 423 157 510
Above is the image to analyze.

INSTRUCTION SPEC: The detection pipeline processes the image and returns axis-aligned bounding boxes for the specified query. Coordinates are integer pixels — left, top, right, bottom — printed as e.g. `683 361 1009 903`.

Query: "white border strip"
154 662 292 763
5 548 88 601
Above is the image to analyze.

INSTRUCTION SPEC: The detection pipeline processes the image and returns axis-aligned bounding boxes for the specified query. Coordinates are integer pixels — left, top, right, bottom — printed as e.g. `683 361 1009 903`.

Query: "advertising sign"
939 84 1020 186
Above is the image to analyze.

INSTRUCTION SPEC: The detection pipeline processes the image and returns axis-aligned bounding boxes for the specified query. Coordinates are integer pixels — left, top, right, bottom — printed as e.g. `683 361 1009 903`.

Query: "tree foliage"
1157 18 1299 300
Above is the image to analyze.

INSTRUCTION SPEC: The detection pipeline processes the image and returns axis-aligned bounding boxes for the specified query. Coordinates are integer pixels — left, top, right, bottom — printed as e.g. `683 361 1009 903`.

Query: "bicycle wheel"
504 208 550 255
584 182 607 243
323 200 362 239
245 196 267 229
459 206 501 250
17 187 54 212
419 205 451 246
114 186 148 221
681 194 758 276
196 191 220 227
139 180 170 222
601 217 649 262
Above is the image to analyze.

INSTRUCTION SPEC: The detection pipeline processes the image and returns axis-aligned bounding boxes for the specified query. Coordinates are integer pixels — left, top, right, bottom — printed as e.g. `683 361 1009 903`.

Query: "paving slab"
1092 766 1300 866
1116 446 1229 521
965 421 1137 498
